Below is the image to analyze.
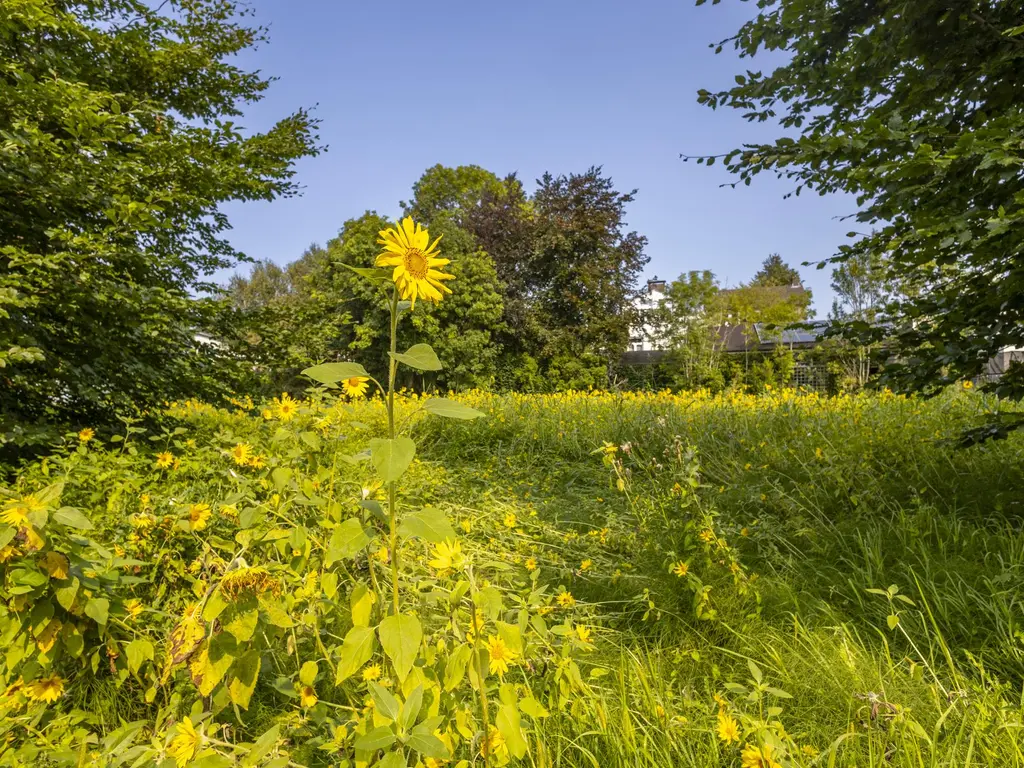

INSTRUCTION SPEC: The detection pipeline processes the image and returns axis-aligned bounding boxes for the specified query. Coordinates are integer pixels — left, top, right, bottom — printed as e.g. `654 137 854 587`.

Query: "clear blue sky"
221 0 856 313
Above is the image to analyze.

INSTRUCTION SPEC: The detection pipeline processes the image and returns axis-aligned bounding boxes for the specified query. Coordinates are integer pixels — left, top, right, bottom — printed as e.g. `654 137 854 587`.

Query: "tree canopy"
698 0 1024 420
0 0 320 447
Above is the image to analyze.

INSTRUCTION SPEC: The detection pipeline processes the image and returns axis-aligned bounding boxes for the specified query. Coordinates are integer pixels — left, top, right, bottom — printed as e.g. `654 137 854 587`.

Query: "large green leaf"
369 437 416 482
423 398 485 420
390 343 442 371
369 682 401 722
353 726 396 752
227 650 261 710
53 507 93 530
125 638 154 674
496 702 529 759
325 518 371 565
335 625 376 684
398 507 456 543
378 613 422 682
302 361 370 385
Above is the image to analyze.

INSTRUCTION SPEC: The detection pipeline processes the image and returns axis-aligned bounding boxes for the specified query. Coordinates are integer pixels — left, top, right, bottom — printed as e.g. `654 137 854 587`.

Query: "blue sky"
221 0 856 313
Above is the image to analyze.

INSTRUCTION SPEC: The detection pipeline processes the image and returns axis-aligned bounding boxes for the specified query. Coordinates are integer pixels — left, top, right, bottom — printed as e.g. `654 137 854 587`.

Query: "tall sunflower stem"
387 289 400 616
468 567 491 765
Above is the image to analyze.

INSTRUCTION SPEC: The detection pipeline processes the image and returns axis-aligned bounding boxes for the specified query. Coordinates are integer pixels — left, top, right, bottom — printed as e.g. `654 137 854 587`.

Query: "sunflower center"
403 248 428 278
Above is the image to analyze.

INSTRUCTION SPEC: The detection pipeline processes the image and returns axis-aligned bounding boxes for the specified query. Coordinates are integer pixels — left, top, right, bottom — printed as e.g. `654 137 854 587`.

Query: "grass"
7 387 1024 767
410 388 1024 766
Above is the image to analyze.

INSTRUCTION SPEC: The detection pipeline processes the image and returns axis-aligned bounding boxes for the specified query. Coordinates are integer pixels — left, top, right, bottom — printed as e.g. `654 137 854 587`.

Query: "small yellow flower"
167 717 201 768
575 625 593 644
229 443 252 466
482 726 509 761
699 529 715 543
741 743 781 768
672 561 689 577
300 685 318 708
502 513 517 529
556 591 576 608
2 494 44 527
801 745 820 757
580 559 592 572
125 599 144 619
188 503 212 531
342 376 370 398
962 380 974 390
261 408 274 420
524 557 537 572
25 675 64 704
362 664 382 682
275 392 299 421
374 546 390 564
140 493 151 507
460 519 473 533
716 711 740 743
248 454 266 469
78 428 95 443
155 451 174 469
428 539 467 573
375 217 453 309
485 634 517 676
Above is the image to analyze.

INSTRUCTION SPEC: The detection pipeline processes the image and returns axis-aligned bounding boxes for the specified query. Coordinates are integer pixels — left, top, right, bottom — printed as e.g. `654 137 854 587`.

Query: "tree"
656 270 727 390
751 254 802 287
531 167 649 387
697 0 1024 431
0 0 320 447
402 165 505 226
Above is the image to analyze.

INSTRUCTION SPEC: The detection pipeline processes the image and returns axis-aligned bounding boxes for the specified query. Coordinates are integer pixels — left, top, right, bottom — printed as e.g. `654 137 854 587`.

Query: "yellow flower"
741 743 781 768
428 539 467 573
261 408 273 420
375 217 453 308
300 685 318 707
275 392 299 421
716 711 740 743
672 561 689 577
962 380 974 390
25 675 64 704
524 557 537 572
486 634 517 676
140 493 151 507
575 625 593 644
248 454 266 469
220 566 279 600
156 451 174 469
699 529 715 543
482 726 509 761
188 503 211 531
580 559 592 572
167 717 201 768
125 598 144 619
342 376 370 398
41 551 69 579
460 519 473 533
374 545 390 564
2 494 44 527
502 513 517 529
78 428 94 443
362 664 382 682
229 443 252 466
556 591 576 608
801 745 820 757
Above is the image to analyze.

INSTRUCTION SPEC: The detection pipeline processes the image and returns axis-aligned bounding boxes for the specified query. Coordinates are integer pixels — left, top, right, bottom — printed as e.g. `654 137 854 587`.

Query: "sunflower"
741 743 781 768
188 503 212 531
341 376 370 398
274 392 299 421
2 494 44 527
300 685 318 708
362 664 382 682
155 451 174 469
167 717 202 768
556 591 576 608
375 217 454 308
672 561 689 577
78 428 94 443
485 634 518 676
229 443 252 466
716 711 740 743
25 675 64 704
427 539 467 574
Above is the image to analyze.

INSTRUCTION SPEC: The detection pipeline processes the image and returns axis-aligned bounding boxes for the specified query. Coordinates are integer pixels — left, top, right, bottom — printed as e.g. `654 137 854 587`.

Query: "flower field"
2 386 1022 767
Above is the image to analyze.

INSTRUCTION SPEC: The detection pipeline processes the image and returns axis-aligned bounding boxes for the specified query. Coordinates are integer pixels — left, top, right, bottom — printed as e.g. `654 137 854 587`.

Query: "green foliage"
698 0 1024 409
0 0 320 448
750 253 801 288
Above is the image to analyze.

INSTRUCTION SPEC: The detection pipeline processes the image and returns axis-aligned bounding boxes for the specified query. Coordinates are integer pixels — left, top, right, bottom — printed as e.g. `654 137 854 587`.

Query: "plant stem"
468 567 491 766
387 289 400 616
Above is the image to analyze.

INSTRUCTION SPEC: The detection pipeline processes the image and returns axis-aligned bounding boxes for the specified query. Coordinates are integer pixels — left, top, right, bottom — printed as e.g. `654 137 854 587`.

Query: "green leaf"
406 733 448 758
53 507 93 530
341 263 390 283
369 437 416 482
422 398 485 420
369 682 401 722
325 518 371 565
887 613 900 630
54 577 80 611
444 643 473 691
350 583 375 627
228 650 261 710
399 685 423 731
519 696 549 718
299 660 318 686
390 343 442 371
0 526 16 549
353 726 396 753
125 638 154 674
378 613 422 682
241 725 281 768
496 702 529 759
84 597 109 625
335 625 376 684
398 507 456 543
302 362 370 385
